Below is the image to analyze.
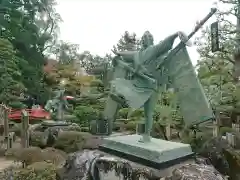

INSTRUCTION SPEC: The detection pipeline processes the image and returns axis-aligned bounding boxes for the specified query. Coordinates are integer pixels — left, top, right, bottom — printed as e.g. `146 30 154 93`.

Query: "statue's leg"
139 91 158 143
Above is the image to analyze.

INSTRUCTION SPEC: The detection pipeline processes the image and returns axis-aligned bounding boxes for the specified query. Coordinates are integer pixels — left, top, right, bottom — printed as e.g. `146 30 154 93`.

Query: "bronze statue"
104 8 217 142
111 31 187 142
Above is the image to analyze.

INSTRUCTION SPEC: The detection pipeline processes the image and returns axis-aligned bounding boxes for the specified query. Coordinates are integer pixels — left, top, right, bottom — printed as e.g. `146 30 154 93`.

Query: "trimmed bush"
82 136 102 149
220 126 235 136
41 147 67 167
53 131 90 153
118 108 144 121
2 162 56 180
5 147 43 165
128 109 144 121
90 79 104 87
118 108 129 119
64 114 78 122
8 101 27 109
5 147 67 167
29 131 48 148
73 106 99 127
80 126 89 132
67 124 82 131
121 121 137 132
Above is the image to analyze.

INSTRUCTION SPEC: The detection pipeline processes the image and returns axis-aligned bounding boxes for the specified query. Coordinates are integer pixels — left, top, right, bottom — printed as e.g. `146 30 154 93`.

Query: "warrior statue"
109 30 214 142
45 89 69 121
110 31 180 142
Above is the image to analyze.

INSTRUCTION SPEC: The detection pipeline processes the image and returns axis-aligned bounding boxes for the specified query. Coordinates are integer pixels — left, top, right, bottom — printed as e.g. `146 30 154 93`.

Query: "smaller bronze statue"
44 89 68 121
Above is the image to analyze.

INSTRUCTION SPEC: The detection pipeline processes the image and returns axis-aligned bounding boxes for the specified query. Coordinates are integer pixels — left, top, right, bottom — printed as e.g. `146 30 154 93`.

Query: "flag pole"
157 8 217 70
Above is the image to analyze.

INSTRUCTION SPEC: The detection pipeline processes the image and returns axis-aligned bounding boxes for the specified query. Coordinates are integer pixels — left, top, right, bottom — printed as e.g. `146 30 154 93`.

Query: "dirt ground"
0 157 14 171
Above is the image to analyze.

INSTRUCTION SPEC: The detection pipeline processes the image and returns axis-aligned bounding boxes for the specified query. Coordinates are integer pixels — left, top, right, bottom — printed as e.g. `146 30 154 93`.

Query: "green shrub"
90 98 106 111
128 109 144 121
151 122 167 139
73 106 99 126
6 162 56 180
75 96 98 106
118 108 144 121
41 148 67 167
81 126 89 132
90 79 104 93
5 147 44 165
90 79 104 87
8 101 26 109
53 131 90 153
29 131 47 148
118 108 129 119
220 126 235 136
64 114 78 122
181 131 213 153
5 147 66 168
123 121 137 132
67 124 82 131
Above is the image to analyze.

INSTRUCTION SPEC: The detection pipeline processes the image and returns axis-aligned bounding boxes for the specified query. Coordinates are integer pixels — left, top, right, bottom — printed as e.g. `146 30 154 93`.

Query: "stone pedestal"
100 134 193 167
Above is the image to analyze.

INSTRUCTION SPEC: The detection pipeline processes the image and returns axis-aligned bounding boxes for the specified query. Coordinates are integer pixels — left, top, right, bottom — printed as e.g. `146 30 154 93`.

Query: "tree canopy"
0 0 61 105
196 0 240 119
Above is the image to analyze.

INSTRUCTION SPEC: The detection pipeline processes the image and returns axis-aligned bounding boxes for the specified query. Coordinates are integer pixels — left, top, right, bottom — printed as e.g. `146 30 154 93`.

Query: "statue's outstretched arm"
153 32 179 57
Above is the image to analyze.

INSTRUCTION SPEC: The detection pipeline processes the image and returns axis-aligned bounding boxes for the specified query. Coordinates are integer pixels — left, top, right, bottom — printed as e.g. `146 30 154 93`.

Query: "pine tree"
113 31 140 51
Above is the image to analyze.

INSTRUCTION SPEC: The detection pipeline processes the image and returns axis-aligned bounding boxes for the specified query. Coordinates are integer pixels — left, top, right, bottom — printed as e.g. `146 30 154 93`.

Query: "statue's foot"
138 135 151 143
109 93 125 104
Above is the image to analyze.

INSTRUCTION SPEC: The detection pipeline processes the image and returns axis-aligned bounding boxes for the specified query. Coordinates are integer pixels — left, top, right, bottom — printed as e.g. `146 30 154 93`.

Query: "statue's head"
141 31 154 49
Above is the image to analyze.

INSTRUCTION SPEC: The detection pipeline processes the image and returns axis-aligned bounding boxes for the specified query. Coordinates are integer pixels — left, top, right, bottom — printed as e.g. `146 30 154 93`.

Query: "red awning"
64 96 74 100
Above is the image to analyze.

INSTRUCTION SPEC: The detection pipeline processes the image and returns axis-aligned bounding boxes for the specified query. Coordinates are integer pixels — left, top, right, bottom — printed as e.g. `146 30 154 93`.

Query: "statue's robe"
44 90 69 112
111 40 214 126
111 35 175 109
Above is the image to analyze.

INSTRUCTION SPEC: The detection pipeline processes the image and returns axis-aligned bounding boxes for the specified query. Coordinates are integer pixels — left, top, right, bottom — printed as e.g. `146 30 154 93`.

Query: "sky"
56 0 217 65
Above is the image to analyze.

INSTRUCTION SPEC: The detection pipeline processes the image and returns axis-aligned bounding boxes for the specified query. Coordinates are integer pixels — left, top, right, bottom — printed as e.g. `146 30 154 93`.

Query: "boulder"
53 131 90 153
199 136 240 180
56 150 226 180
168 163 226 180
